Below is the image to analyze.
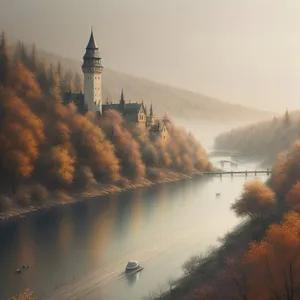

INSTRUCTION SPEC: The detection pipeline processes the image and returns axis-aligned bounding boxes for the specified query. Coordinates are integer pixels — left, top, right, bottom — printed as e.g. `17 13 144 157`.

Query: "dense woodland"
214 110 300 165
0 32 212 214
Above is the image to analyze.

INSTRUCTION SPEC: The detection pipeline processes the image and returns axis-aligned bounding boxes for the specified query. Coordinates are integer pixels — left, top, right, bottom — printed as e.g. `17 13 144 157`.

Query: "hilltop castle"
63 30 168 140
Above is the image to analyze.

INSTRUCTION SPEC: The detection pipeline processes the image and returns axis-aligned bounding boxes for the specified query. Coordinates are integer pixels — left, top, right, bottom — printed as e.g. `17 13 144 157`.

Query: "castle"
63 29 168 140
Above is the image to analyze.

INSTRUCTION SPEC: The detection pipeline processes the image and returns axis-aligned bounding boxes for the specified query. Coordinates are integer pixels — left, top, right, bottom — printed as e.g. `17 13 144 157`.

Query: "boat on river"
125 261 144 274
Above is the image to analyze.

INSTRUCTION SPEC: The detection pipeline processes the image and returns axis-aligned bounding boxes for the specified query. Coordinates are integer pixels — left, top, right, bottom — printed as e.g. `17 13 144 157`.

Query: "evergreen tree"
29 44 38 73
20 42 28 66
74 73 82 91
56 61 62 78
0 31 9 86
49 73 62 101
48 63 55 88
284 109 290 125
63 70 74 92
13 40 23 64
36 59 49 93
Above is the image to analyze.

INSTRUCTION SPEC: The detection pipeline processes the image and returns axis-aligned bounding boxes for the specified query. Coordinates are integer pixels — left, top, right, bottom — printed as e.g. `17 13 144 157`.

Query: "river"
0 155 269 300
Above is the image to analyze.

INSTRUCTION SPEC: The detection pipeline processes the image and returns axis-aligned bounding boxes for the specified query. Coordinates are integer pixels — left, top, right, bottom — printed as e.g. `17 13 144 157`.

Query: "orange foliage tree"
269 141 300 208
244 212 300 300
47 146 75 186
68 112 120 182
0 88 44 193
100 110 146 181
285 181 300 212
231 179 276 220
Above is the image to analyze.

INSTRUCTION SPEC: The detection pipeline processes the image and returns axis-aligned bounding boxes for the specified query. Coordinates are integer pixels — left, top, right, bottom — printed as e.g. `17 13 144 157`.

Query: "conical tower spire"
86 27 98 49
150 102 153 117
120 87 125 108
82 28 102 63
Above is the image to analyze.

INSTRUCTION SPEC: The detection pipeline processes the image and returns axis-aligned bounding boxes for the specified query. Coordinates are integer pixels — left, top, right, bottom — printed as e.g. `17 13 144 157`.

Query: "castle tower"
82 28 103 113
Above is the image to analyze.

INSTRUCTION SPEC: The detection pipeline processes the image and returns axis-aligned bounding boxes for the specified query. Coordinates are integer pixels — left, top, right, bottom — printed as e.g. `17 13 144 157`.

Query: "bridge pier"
245 170 248 177
255 170 257 176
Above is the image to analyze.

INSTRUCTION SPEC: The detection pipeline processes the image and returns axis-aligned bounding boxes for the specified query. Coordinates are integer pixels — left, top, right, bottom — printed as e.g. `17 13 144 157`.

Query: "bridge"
199 169 272 177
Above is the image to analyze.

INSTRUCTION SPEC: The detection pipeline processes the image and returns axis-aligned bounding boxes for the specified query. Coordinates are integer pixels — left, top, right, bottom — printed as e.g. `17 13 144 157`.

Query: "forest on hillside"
0 32 212 213
214 110 300 165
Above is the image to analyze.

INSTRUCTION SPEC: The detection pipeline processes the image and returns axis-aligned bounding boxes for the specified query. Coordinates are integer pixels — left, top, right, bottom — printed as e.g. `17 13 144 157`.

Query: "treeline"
214 109 300 165
182 140 300 300
0 32 212 212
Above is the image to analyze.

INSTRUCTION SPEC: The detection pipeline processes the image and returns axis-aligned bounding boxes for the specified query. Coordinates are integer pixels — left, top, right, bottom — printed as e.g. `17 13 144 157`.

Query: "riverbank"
0 168 204 224
153 213 282 300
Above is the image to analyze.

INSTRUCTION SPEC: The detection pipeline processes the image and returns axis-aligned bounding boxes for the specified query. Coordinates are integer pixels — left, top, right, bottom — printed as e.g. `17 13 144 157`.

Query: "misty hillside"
214 110 300 166
37 50 272 125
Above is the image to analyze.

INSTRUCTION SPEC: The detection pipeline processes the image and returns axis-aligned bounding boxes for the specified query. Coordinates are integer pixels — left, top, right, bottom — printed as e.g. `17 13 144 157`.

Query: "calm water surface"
0 159 268 300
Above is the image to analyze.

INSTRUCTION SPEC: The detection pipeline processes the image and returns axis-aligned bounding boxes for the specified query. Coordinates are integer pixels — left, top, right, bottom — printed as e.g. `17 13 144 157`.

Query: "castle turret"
120 88 125 108
82 28 103 113
150 103 153 117
148 102 155 126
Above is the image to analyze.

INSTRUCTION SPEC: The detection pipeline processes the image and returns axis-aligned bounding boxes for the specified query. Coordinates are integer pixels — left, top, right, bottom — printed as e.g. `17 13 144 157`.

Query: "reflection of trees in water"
57 208 75 255
128 189 143 236
89 194 118 265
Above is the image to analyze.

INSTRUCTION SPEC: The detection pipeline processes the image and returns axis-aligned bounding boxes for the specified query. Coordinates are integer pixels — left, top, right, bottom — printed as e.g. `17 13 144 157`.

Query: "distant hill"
214 110 300 166
37 50 272 125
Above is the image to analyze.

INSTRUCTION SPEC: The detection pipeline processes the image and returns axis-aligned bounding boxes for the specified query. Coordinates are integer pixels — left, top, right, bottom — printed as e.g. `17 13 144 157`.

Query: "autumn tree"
245 212 300 300
270 141 300 208
285 181 300 212
0 88 44 193
46 146 75 186
100 110 145 180
231 179 276 220
68 112 120 182
8 62 42 103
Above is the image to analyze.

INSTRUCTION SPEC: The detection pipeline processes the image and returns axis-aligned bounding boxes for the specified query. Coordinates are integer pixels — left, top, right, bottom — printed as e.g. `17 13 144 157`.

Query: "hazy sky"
2 0 300 112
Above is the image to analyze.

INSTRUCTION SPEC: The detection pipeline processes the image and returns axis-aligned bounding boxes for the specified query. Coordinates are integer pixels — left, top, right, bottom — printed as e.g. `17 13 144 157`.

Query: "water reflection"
57 208 75 255
89 195 118 265
128 189 143 237
125 270 142 286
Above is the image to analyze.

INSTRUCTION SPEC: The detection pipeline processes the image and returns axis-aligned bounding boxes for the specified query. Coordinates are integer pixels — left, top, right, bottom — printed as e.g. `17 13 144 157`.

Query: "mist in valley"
1 0 300 115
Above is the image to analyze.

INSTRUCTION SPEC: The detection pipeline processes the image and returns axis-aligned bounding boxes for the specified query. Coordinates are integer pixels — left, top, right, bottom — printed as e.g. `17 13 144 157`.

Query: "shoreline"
0 169 204 225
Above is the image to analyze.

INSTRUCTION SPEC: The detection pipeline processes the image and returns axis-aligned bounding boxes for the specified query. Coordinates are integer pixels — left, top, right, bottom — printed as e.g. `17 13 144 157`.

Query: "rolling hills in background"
38 50 273 126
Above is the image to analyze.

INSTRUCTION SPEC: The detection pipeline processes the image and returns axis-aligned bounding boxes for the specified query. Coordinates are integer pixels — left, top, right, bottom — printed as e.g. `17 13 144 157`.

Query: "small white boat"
125 260 144 273
125 261 139 271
